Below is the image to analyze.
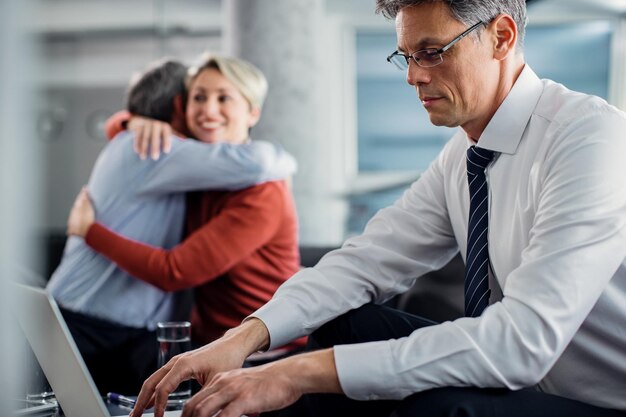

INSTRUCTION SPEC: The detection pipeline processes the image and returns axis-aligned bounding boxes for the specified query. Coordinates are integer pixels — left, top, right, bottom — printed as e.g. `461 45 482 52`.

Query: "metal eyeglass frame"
386 21 485 70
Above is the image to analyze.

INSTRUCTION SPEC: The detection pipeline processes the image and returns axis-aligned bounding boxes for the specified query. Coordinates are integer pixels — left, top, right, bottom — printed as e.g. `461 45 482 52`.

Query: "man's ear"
491 14 518 61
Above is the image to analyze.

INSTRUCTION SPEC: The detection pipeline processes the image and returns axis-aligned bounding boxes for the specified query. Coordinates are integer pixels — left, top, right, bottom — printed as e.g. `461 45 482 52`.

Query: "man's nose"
406 59 431 86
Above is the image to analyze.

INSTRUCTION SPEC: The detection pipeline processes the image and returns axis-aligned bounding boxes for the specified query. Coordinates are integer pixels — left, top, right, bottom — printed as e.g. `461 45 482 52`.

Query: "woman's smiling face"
186 67 260 144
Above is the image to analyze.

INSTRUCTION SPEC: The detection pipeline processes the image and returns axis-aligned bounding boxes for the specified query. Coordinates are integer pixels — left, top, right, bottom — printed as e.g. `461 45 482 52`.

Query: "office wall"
37 86 124 231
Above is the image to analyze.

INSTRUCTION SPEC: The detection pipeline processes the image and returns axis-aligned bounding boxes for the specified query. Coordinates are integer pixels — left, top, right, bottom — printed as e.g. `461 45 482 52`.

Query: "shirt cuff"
250 297 308 351
334 340 398 401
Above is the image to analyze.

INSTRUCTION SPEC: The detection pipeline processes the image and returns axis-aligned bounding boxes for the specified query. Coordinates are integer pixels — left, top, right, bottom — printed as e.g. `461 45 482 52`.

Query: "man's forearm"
223 319 344 395
226 317 271 355
273 348 343 395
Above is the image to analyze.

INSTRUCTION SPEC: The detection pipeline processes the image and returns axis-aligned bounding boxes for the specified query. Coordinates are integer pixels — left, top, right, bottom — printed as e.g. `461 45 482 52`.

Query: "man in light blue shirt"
47 60 296 395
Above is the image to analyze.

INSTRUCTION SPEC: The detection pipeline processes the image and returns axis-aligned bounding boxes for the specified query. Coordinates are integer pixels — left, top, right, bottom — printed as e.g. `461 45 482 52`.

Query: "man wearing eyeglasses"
129 1 626 417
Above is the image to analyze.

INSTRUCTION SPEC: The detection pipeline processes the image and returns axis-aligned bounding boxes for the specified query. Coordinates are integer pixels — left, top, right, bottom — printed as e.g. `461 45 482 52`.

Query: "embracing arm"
104 110 131 140
85 183 285 291
104 114 297 192
135 139 297 194
104 111 174 160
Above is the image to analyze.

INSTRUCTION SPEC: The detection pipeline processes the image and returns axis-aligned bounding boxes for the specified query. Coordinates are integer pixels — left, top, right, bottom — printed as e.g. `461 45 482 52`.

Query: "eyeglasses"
386 21 484 70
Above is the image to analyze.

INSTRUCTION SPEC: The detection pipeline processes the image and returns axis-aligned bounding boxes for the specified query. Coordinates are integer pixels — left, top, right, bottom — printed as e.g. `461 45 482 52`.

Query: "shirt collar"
473 64 543 155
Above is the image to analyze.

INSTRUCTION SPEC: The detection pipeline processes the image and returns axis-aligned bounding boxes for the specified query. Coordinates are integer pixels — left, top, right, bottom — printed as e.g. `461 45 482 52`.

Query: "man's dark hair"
125 60 188 123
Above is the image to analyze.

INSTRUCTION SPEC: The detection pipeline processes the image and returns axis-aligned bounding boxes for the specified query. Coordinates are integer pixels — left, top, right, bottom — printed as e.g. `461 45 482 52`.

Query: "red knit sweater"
86 181 305 348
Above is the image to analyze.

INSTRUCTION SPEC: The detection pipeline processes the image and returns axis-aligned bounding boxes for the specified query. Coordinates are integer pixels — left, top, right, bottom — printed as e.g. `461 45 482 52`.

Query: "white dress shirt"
253 65 626 410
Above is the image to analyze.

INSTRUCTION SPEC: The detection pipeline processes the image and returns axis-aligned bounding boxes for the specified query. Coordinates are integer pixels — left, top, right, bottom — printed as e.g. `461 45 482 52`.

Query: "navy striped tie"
465 146 495 317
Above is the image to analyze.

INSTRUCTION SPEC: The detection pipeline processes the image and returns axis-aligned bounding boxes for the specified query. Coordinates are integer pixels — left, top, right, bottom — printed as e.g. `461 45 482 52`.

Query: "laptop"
12 283 182 417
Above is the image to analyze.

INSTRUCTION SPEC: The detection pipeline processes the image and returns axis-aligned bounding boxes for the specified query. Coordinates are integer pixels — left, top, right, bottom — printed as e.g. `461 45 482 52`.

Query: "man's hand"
178 349 341 417
66 187 95 238
128 116 173 160
130 319 270 417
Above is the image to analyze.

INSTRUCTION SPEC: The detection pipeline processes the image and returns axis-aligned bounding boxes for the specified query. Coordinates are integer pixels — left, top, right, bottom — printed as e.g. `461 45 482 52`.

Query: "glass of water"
156 321 191 409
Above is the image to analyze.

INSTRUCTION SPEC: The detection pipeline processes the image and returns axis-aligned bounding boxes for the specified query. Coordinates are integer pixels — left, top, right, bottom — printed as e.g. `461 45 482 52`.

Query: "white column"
222 0 356 246
0 0 42 410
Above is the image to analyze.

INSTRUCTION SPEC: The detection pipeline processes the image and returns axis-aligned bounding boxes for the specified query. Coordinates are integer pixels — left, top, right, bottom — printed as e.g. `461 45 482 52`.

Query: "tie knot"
467 146 495 174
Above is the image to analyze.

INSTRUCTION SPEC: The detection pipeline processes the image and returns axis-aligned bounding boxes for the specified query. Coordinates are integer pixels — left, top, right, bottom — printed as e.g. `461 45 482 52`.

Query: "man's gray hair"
375 0 527 49
126 59 188 122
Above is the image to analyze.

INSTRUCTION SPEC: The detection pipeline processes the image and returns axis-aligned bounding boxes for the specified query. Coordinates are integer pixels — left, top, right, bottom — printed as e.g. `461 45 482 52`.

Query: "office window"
525 21 612 99
348 20 614 236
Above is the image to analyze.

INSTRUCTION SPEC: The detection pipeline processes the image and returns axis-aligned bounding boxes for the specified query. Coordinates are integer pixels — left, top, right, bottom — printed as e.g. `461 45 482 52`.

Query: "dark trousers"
267 304 626 417
60 307 158 395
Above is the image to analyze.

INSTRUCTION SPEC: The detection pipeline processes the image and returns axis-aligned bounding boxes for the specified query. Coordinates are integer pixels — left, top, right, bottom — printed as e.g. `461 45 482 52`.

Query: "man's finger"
151 357 197 416
182 385 229 417
216 401 249 417
131 364 174 417
180 384 217 417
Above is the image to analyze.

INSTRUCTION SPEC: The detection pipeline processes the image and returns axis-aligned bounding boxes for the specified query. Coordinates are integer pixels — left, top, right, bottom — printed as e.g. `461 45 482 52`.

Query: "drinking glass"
156 321 191 409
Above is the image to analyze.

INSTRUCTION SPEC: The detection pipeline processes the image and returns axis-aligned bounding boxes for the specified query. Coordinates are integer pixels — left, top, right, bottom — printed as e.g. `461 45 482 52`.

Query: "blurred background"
1 0 625 410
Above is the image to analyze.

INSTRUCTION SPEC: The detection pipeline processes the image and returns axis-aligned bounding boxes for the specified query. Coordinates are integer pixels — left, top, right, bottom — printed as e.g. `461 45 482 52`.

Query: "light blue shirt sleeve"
92 132 297 196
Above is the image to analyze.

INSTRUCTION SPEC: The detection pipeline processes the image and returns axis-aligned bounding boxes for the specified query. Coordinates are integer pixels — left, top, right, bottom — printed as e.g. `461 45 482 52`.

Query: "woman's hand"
128 116 173 160
67 187 95 238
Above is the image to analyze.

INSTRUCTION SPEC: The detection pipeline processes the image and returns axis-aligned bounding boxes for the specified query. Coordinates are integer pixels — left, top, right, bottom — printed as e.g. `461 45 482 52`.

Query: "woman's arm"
82 182 286 291
104 111 173 160
104 110 131 140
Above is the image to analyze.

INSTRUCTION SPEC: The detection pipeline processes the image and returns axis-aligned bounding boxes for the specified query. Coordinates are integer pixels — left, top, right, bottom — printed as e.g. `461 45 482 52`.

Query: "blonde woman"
68 54 305 356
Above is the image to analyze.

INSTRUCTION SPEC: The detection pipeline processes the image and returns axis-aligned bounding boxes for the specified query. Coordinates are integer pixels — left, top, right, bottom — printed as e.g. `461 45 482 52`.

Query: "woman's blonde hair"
186 52 268 110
